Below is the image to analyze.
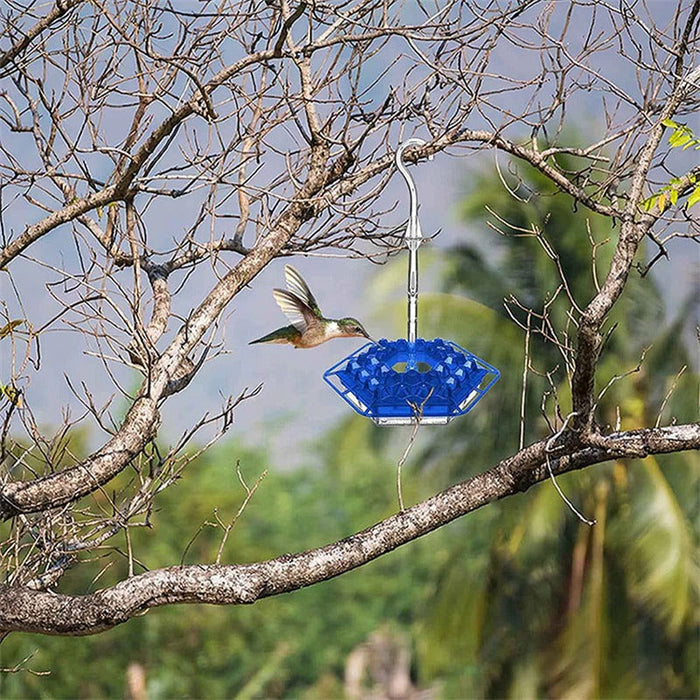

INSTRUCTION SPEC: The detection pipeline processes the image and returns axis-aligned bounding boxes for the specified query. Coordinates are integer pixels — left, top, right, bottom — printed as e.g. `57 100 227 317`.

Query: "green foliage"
642 119 700 212
615 456 700 637
0 434 445 698
662 119 700 150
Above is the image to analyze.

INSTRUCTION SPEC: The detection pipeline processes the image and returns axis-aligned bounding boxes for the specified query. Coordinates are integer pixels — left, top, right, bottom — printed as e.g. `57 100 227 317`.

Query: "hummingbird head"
337 317 371 340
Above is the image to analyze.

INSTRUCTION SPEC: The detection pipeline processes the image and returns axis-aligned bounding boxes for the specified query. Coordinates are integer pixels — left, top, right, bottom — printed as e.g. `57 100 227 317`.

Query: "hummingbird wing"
284 265 322 316
272 289 317 332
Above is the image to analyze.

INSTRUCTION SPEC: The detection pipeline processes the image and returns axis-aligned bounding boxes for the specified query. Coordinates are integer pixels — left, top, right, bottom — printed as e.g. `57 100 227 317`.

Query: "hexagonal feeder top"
324 338 499 425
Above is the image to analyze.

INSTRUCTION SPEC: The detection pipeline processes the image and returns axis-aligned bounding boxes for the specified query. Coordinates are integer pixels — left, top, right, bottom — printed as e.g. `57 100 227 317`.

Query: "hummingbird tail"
249 327 298 345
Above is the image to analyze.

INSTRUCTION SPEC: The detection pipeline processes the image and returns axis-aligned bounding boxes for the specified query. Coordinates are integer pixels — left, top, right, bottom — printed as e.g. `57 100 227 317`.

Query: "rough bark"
0 423 697 636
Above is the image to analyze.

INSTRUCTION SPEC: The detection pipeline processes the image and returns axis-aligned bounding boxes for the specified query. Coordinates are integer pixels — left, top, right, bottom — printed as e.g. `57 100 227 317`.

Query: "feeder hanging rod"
395 138 427 344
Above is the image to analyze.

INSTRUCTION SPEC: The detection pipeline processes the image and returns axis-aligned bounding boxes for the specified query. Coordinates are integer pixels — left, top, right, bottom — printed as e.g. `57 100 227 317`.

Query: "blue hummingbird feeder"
324 139 500 425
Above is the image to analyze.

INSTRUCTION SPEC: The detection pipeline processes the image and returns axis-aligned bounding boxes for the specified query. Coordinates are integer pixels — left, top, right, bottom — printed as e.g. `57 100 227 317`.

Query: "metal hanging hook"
395 138 430 344
395 138 425 251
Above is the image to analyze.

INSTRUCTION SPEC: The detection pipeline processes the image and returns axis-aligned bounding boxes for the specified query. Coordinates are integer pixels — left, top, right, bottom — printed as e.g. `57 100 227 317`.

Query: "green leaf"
669 189 678 205
686 185 700 208
622 457 700 635
0 384 22 407
661 118 678 128
669 132 691 148
0 319 22 339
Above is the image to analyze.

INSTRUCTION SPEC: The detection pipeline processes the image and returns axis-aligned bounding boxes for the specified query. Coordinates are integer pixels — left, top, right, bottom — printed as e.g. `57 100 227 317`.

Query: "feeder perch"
324 139 500 425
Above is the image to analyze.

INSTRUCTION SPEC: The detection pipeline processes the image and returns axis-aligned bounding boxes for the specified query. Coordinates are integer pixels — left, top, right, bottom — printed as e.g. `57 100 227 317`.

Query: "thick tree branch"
0 423 696 636
0 185 122 269
0 396 159 518
571 58 700 432
0 0 85 73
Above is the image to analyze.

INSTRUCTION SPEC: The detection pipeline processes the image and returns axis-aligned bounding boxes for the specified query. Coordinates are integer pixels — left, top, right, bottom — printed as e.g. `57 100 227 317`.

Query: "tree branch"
571 58 700 432
0 0 85 73
1 423 696 636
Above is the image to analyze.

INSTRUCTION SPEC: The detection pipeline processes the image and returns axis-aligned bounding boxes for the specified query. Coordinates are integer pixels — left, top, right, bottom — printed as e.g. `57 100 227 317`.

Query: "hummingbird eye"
341 318 367 336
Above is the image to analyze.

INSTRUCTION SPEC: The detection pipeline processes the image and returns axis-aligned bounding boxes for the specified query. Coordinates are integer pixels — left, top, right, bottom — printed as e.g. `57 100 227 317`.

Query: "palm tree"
366 154 699 698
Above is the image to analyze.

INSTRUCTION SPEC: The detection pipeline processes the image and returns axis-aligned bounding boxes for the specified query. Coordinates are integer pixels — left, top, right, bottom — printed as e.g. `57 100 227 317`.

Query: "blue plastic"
323 338 500 425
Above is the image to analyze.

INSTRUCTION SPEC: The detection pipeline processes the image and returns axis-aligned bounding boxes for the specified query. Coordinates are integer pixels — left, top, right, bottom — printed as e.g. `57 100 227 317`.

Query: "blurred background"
1 152 697 699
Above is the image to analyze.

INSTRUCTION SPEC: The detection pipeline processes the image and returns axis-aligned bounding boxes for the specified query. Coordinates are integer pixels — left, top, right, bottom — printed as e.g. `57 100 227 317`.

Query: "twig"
397 388 434 512
655 365 686 429
519 311 532 450
0 652 50 677
215 463 267 565
545 412 596 526
591 347 650 417
180 520 217 566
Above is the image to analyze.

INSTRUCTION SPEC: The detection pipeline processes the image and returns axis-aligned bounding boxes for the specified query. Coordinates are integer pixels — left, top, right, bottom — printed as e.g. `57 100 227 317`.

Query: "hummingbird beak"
363 330 377 343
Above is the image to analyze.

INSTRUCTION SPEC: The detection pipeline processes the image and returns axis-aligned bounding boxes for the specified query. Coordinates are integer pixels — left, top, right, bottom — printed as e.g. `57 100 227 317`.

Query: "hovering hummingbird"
249 265 372 348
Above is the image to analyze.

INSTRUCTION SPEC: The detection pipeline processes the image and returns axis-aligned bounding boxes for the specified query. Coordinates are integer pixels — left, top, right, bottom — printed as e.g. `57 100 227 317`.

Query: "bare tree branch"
0 423 697 636
0 0 85 73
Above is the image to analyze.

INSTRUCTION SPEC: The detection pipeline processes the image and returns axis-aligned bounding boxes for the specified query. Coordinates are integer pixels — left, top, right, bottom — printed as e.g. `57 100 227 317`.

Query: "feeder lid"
324 338 499 425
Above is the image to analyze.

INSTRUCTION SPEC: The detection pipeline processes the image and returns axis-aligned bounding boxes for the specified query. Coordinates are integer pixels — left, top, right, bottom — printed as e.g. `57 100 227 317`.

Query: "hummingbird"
249 264 372 348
